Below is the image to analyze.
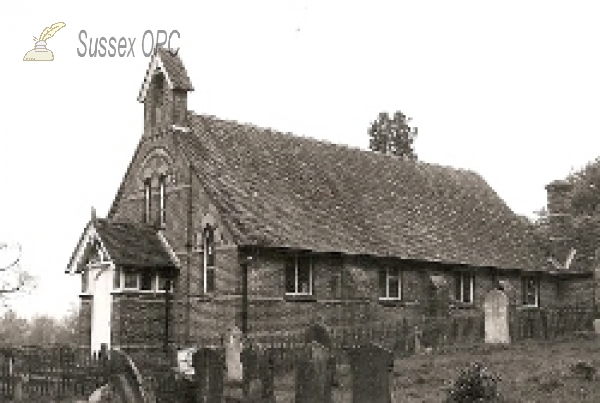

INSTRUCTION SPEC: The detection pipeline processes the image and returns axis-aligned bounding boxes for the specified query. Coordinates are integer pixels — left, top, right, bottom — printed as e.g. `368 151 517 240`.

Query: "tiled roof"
156 47 193 91
174 114 548 271
95 219 175 268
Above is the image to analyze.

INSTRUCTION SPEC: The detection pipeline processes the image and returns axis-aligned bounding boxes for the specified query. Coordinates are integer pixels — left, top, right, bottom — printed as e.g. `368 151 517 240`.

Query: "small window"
157 273 172 292
203 225 216 293
123 269 138 289
140 272 154 291
150 73 165 126
454 272 474 303
205 226 215 267
159 175 166 226
81 269 89 293
285 255 313 295
379 267 401 300
113 267 121 289
522 276 539 307
144 178 152 224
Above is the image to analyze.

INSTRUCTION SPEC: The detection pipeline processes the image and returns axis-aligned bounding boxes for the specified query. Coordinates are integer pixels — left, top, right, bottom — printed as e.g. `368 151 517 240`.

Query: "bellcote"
138 47 194 137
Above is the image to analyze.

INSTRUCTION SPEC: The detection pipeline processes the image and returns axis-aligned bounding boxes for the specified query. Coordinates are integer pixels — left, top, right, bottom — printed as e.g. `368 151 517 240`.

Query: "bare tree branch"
0 243 22 273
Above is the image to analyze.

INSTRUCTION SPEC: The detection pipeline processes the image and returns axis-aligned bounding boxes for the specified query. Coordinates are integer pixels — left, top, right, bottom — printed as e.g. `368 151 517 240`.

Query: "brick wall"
237 249 576 336
559 276 594 307
111 292 172 349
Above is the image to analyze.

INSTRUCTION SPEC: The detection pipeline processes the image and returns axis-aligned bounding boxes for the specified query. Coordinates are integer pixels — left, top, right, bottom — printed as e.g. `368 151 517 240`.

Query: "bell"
23 41 54 61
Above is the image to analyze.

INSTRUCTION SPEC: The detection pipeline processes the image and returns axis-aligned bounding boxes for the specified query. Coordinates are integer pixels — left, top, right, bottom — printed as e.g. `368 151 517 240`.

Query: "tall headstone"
296 341 334 403
296 324 334 403
192 348 224 403
484 289 510 344
347 343 393 403
258 349 276 403
225 326 244 382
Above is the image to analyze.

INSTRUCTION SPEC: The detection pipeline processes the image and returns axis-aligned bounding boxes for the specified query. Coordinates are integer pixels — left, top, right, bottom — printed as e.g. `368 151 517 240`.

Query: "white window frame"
159 174 166 226
286 255 313 296
203 226 216 294
380 267 402 300
139 271 155 291
114 269 172 293
156 273 173 292
144 178 152 224
522 276 539 307
455 271 474 304
122 269 140 291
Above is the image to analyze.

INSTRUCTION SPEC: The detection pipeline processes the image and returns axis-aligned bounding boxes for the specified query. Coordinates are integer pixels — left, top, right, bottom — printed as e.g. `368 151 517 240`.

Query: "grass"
10 334 600 402
393 333 600 402
271 334 600 402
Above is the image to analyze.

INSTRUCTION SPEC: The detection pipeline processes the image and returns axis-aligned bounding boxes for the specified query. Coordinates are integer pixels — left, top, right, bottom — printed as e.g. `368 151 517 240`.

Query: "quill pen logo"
23 22 66 61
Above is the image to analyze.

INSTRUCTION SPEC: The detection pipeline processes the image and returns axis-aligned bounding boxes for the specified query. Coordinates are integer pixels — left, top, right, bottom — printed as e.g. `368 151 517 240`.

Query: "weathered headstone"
225 326 244 383
347 343 394 403
296 341 334 403
192 347 225 403
484 289 510 344
258 349 276 402
296 324 334 403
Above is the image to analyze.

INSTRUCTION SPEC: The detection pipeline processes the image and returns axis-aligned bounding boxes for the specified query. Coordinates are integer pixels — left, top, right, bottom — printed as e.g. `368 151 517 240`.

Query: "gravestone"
295 324 334 403
258 349 276 403
296 341 334 403
225 326 244 383
192 347 225 403
347 343 394 403
223 326 245 402
484 289 510 344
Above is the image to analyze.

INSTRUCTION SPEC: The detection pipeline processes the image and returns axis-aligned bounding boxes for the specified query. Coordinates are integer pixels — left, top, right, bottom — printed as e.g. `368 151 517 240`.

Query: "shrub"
445 362 502 403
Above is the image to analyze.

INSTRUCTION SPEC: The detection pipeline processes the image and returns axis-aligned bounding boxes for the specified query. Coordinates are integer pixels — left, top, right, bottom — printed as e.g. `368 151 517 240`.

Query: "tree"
0 243 36 310
0 309 29 346
368 111 418 160
567 157 600 216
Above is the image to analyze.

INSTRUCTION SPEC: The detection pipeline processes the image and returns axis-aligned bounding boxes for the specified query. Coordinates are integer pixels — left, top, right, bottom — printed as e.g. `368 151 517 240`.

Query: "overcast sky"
2 0 600 319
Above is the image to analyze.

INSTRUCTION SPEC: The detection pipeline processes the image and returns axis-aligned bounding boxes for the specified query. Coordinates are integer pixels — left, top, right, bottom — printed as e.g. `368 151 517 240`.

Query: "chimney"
545 179 574 263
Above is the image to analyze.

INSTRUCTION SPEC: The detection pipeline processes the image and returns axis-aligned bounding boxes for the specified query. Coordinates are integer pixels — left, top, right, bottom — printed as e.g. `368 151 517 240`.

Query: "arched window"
203 225 215 293
159 174 166 226
150 72 165 127
143 178 152 224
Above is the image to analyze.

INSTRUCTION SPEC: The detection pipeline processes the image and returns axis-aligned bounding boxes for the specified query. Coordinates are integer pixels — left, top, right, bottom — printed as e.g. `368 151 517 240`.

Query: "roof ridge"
188 111 480 177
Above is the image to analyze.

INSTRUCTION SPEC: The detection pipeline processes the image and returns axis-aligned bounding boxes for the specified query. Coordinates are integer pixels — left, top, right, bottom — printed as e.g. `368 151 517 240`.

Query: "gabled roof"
138 47 193 103
67 219 176 273
173 114 548 271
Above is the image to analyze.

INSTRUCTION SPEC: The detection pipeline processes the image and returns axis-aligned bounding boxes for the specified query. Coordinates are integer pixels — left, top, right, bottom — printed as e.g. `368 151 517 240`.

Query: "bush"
445 362 503 403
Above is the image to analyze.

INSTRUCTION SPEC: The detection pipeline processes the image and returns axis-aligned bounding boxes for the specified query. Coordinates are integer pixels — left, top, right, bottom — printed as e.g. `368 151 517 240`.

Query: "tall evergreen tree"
368 111 418 159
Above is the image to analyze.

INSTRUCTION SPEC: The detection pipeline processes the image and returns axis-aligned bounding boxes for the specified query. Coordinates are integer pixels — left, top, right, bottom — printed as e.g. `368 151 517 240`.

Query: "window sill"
111 289 171 295
284 294 316 302
379 299 420 307
518 304 540 310
450 301 476 309
79 293 93 298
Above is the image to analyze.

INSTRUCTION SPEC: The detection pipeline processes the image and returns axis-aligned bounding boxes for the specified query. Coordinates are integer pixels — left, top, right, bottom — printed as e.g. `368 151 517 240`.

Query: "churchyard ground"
391 334 600 402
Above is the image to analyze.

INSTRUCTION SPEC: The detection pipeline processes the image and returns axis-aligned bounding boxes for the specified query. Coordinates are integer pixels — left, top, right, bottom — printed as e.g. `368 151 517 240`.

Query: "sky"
1 1 599 319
